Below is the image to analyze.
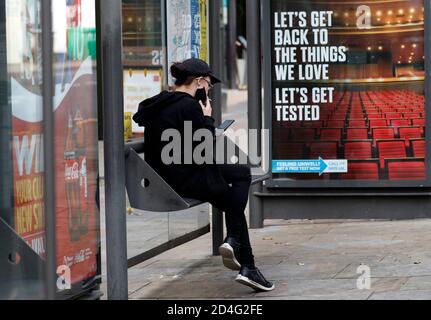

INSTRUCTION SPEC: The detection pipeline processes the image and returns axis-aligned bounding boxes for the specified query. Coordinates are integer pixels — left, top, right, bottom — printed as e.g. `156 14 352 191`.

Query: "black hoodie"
133 91 227 198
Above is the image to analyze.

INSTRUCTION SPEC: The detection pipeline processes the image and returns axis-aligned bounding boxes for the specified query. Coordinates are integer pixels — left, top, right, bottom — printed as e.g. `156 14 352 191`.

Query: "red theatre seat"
332 115 347 121
391 119 410 133
309 142 338 160
346 128 369 140
369 119 388 128
344 141 373 160
291 128 316 141
399 127 423 147
377 140 407 169
385 113 403 120
368 114 384 120
349 120 367 127
388 160 426 181
364 108 379 113
403 113 422 119
320 128 342 141
412 118 425 127
373 127 395 142
341 161 379 180
349 114 365 121
326 120 345 128
411 139 426 158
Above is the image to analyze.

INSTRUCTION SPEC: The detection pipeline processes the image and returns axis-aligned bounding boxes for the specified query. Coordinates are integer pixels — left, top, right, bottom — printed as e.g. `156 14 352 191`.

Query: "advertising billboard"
268 0 427 187
6 0 46 256
166 0 209 85
123 69 163 135
53 0 100 290
5 0 100 296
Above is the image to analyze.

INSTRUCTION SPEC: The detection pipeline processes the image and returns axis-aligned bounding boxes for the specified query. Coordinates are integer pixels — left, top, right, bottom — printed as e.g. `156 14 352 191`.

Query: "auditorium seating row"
274 126 425 145
273 90 426 180
275 140 425 180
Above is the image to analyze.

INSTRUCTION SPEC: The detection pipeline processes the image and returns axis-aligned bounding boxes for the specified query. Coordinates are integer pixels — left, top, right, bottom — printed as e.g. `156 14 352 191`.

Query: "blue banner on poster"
272 159 348 176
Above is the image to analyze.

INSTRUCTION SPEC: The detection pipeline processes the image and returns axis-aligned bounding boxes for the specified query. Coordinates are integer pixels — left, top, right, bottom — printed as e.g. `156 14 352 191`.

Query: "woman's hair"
171 62 196 86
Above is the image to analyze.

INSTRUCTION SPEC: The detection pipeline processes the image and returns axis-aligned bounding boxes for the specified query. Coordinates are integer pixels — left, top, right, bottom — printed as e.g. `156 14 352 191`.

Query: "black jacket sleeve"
182 101 216 137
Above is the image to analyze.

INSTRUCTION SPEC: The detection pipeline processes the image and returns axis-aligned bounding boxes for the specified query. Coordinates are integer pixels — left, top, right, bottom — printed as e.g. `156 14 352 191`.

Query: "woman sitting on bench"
133 58 274 292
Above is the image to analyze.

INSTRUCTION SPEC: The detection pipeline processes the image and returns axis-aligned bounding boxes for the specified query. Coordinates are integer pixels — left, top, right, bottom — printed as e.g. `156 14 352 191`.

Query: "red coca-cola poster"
12 119 46 257
8 0 46 258
9 0 100 289
11 58 99 287
54 57 99 285
53 0 99 286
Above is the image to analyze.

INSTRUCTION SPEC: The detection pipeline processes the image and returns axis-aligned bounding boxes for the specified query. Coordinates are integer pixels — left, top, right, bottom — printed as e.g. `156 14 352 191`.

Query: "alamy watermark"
357 265 372 290
57 265 72 291
160 122 270 176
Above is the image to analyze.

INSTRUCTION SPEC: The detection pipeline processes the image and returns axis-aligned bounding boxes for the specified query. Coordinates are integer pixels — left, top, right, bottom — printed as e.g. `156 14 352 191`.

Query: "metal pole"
425 0 431 174
247 0 264 229
96 0 104 141
0 2 13 225
100 0 128 300
161 0 168 89
41 0 57 299
228 0 237 89
210 0 225 255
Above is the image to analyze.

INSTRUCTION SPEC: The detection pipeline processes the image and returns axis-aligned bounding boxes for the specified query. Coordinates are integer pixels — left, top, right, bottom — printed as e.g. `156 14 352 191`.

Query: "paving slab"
369 289 431 300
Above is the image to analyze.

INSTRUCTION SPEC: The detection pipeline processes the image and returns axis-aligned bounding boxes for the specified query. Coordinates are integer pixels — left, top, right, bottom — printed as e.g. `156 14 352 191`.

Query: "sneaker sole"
219 243 241 271
235 275 275 292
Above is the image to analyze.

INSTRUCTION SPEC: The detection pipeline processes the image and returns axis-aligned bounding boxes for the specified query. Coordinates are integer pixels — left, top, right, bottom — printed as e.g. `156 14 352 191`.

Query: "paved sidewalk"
124 219 431 300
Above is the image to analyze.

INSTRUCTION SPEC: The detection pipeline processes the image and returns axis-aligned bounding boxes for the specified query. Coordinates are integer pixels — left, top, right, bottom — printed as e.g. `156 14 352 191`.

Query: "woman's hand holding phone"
200 99 213 117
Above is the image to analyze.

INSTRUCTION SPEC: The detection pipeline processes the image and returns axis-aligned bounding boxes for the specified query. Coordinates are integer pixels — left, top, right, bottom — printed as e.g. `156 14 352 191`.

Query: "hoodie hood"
133 91 191 127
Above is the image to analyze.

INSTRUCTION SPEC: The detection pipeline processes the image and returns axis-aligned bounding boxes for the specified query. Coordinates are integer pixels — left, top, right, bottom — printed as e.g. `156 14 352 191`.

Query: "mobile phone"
195 88 208 105
218 120 235 132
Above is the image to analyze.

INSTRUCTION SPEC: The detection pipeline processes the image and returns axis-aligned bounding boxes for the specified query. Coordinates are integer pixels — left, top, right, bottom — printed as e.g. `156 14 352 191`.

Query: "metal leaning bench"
125 136 269 213
125 147 204 212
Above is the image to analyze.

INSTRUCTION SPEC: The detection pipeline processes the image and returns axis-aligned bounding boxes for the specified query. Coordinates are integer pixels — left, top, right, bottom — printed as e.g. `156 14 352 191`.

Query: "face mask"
195 88 208 104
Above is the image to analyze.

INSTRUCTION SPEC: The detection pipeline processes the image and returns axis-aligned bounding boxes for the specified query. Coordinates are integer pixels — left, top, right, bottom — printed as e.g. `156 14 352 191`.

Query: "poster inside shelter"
166 0 209 86
6 0 100 289
270 0 426 182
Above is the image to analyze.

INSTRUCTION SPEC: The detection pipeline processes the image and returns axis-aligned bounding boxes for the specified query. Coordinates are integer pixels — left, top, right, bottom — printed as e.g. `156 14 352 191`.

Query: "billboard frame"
262 0 431 189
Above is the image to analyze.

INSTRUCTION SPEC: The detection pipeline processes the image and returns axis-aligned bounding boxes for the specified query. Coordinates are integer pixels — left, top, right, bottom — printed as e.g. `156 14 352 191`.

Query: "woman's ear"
196 78 204 89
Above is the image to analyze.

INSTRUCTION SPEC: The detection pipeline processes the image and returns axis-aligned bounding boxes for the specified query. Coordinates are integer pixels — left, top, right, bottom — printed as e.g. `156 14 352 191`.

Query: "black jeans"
181 164 255 266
